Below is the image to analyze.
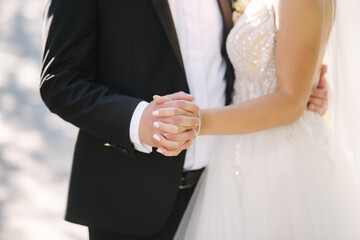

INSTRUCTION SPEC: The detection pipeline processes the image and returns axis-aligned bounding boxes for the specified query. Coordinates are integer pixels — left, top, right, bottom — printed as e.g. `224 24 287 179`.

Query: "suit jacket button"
121 149 129 154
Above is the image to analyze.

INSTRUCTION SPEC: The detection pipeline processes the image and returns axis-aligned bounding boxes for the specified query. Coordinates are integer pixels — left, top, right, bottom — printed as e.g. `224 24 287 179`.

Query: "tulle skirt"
175 111 360 240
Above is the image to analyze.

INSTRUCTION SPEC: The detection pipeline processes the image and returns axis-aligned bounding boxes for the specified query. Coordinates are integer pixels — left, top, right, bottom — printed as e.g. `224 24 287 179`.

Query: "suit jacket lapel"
151 0 185 74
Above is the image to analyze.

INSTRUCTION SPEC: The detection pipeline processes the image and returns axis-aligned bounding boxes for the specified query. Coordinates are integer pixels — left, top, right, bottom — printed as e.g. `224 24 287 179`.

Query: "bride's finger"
152 133 186 150
163 129 196 142
152 107 196 118
157 116 199 128
153 121 190 134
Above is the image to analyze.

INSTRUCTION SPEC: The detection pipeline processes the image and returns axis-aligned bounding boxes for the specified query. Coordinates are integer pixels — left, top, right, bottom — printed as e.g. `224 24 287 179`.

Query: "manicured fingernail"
152 111 159 116
153 134 161 142
163 132 167 137
153 95 160 99
153 122 160 128
157 148 163 154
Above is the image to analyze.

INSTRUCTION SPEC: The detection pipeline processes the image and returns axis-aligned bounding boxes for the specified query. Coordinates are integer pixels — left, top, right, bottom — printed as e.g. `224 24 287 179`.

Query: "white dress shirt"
130 0 227 170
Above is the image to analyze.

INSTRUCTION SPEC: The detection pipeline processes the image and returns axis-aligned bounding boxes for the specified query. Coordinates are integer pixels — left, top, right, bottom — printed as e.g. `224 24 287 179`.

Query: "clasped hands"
139 65 330 157
139 91 200 157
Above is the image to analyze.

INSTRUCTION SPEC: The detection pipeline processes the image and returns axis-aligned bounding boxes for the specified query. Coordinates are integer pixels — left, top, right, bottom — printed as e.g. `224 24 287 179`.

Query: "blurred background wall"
0 0 87 239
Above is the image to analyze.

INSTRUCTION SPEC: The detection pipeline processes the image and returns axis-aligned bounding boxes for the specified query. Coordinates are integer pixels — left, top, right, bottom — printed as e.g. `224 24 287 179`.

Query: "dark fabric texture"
89 186 197 240
40 0 234 237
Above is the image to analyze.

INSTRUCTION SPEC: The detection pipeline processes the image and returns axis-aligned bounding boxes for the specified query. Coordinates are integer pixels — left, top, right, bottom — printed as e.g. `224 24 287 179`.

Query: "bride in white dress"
155 0 360 238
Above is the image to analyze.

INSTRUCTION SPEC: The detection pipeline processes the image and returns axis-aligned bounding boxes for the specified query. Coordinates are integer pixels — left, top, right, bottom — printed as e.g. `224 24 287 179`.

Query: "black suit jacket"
40 0 234 236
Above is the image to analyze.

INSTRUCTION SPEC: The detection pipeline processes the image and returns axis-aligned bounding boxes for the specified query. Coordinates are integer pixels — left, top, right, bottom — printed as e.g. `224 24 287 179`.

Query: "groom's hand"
307 65 329 115
139 92 199 154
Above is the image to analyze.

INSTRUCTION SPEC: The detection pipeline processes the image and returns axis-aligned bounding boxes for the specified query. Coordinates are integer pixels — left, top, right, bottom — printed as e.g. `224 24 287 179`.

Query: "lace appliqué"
312 115 335 173
234 136 249 179
285 114 335 173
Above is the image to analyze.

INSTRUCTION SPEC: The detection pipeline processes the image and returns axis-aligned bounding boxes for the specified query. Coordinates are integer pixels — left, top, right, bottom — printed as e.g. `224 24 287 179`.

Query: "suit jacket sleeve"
40 0 141 152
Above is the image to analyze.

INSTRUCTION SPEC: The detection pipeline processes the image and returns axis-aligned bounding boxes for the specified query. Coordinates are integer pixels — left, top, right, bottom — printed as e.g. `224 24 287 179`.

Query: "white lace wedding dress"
174 0 360 239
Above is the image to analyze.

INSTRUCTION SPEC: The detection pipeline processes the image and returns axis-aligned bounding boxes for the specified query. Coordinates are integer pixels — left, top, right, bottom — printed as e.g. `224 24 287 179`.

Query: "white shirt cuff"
129 101 153 153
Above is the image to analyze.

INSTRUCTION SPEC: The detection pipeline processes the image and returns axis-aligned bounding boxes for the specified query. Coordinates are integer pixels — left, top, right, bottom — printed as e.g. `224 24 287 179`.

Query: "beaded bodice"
227 0 335 174
227 0 277 104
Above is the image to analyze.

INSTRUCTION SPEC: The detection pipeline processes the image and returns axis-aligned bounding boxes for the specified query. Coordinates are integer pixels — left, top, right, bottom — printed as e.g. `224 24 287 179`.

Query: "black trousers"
89 186 196 240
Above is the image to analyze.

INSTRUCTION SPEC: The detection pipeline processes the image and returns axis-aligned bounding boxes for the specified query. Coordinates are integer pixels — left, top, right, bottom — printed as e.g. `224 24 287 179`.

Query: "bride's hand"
152 92 200 156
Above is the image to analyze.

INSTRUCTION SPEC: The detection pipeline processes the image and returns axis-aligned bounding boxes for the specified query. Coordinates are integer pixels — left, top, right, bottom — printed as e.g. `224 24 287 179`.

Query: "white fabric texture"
175 0 360 239
167 0 227 170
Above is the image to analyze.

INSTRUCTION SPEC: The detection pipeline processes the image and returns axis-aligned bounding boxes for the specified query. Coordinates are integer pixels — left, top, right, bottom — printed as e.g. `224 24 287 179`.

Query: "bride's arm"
199 0 327 135
151 0 329 155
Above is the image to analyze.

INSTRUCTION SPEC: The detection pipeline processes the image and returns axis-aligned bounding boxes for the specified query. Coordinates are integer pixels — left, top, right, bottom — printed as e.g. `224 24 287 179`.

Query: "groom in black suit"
40 0 329 239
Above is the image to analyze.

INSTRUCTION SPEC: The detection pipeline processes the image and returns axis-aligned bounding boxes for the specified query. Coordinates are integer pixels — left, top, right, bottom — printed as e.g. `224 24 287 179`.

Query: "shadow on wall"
0 0 86 239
